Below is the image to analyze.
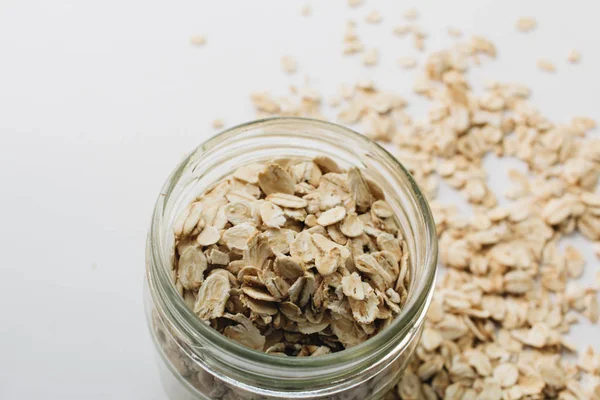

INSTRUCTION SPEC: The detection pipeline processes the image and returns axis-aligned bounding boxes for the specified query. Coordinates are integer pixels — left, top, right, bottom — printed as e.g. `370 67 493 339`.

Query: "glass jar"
145 117 438 400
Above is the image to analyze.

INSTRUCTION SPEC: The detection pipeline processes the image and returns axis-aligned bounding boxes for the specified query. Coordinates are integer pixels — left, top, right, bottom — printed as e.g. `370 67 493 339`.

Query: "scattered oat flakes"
447 27 462 38
250 91 281 114
362 48 379 66
212 119 224 129
414 36 425 52
403 8 418 21
343 21 364 55
190 35 206 46
516 16 537 32
300 4 311 17
327 95 341 108
281 56 298 74
163 11 600 398
242 24 600 399
393 25 411 37
365 10 382 24
398 57 417 69
537 59 556 73
347 0 362 7
568 49 581 64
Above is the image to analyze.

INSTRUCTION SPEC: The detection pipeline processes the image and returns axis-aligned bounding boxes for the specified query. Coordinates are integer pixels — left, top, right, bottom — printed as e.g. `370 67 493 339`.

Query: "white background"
0 0 598 398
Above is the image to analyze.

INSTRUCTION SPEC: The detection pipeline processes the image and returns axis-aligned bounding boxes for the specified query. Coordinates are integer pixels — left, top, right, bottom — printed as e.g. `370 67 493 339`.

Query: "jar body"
145 280 427 400
145 118 437 400
145 280 425 400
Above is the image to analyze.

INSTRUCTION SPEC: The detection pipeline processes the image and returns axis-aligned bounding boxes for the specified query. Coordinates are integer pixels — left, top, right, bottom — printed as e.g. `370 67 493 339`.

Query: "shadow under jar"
144 117 438 400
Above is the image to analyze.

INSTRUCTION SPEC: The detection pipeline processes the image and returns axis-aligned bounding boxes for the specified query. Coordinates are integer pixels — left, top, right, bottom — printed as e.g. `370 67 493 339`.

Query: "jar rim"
147 117 438 372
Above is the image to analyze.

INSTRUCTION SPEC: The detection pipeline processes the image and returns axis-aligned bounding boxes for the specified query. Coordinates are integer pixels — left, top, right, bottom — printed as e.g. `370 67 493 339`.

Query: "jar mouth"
147 117 437 373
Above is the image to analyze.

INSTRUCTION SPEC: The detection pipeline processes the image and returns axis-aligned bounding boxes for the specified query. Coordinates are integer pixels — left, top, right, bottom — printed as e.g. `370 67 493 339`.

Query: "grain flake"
403 8 418 21
281 55 298 74
300 4 311 17
537 58 556 73
398 56 418 69
393 25 412 37
447 27 462 38
189 35 206 46
212 119 224 129
363 48 379 66
516 16 537 32
365 10 382 24
568 49 581 64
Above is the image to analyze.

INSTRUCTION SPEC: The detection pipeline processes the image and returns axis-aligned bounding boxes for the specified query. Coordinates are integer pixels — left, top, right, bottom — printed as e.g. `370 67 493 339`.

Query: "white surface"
0 0 598 398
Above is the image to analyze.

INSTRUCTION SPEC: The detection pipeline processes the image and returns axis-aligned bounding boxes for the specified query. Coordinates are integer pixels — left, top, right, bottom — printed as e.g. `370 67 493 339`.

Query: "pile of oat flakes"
174 157 410 355
247 5 600 399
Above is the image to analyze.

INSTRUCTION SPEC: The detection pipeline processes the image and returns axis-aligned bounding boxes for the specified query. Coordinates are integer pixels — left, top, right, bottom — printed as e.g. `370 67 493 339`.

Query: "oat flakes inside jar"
145 117 437 400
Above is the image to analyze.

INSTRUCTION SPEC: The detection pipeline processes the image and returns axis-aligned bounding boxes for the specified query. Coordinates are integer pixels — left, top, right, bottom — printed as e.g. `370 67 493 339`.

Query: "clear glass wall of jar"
145 117 438 400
